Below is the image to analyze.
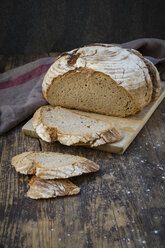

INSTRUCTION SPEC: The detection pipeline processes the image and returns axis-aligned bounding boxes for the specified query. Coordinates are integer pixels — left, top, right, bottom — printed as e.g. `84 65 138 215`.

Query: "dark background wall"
0 0 165 54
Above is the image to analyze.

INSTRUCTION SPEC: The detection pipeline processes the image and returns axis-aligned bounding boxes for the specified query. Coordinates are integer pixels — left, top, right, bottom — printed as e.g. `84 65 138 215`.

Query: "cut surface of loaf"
42 44 161 117
32 105 122 146
11 152 100 179
27 176 80 199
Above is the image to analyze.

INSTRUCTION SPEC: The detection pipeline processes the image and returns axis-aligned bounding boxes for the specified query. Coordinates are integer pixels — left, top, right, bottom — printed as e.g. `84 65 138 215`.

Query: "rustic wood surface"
0 54 165 248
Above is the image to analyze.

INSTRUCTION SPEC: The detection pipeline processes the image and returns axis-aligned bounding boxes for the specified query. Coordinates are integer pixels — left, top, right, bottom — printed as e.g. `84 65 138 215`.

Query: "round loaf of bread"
42 44 161 117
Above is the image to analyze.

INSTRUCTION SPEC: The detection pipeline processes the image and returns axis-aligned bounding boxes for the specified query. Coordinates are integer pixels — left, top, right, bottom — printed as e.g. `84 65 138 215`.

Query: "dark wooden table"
0 54 165 248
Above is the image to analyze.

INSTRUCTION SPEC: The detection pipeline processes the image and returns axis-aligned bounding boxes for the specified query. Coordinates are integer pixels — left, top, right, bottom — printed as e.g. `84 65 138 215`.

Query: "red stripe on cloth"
0 63 53 90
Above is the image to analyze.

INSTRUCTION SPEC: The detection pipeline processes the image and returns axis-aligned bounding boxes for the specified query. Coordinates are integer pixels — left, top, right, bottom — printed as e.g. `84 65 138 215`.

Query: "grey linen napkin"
0 38 165 135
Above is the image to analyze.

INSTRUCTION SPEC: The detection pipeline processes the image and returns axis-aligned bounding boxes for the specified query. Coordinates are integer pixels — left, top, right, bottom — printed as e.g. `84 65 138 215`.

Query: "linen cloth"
0 38 165 135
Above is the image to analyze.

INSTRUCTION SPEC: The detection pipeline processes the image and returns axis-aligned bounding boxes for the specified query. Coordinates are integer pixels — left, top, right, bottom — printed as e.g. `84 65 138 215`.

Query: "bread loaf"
11 152 100 179
42 44 161 117
32 105 122 146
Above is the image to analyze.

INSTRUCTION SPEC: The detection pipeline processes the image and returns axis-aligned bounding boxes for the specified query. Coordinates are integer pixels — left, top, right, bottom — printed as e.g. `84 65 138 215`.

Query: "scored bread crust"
128 48 161 101
42 44 156 116
141 57 161 101
32 105 122 146
27 176 80 199
11 152 100 179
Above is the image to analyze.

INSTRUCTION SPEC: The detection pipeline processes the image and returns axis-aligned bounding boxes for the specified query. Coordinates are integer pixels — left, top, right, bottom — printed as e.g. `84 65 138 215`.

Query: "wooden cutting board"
22 81 165 154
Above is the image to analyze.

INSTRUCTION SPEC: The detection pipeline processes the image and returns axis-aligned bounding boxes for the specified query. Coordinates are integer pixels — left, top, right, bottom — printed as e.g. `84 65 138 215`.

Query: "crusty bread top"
128 48 161 101
32 106 122 146
42 44 153 110
43 44 150 91
11 152 100 179
27 176 80 199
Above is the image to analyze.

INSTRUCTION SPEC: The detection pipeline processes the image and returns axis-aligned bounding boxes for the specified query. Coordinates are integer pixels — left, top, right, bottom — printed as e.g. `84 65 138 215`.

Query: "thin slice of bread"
11 152 100 179
27 176 80 199
32 106 122 146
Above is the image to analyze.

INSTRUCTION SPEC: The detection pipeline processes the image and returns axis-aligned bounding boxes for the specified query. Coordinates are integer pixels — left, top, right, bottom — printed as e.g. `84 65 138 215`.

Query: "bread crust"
42 44 158 116
128 48 161 101
11 152 36 174
32 106 58 142
32 105 122 145
142 58 161 101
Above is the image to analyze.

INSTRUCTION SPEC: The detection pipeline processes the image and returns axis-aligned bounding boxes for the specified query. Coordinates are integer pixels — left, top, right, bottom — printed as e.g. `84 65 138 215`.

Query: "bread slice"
42 44 159 117
27 176 80 199
32 105 122 146
11 152 100 179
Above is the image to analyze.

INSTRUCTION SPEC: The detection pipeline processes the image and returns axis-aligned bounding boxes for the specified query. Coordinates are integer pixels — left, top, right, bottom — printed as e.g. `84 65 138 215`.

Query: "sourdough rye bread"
32 105 122 146
27 176 80 199
11 152 100 179
42 44 161 117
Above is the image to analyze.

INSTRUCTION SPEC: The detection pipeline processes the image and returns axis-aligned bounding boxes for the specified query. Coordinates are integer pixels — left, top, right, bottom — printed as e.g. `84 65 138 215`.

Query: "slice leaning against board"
32 105 122 146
